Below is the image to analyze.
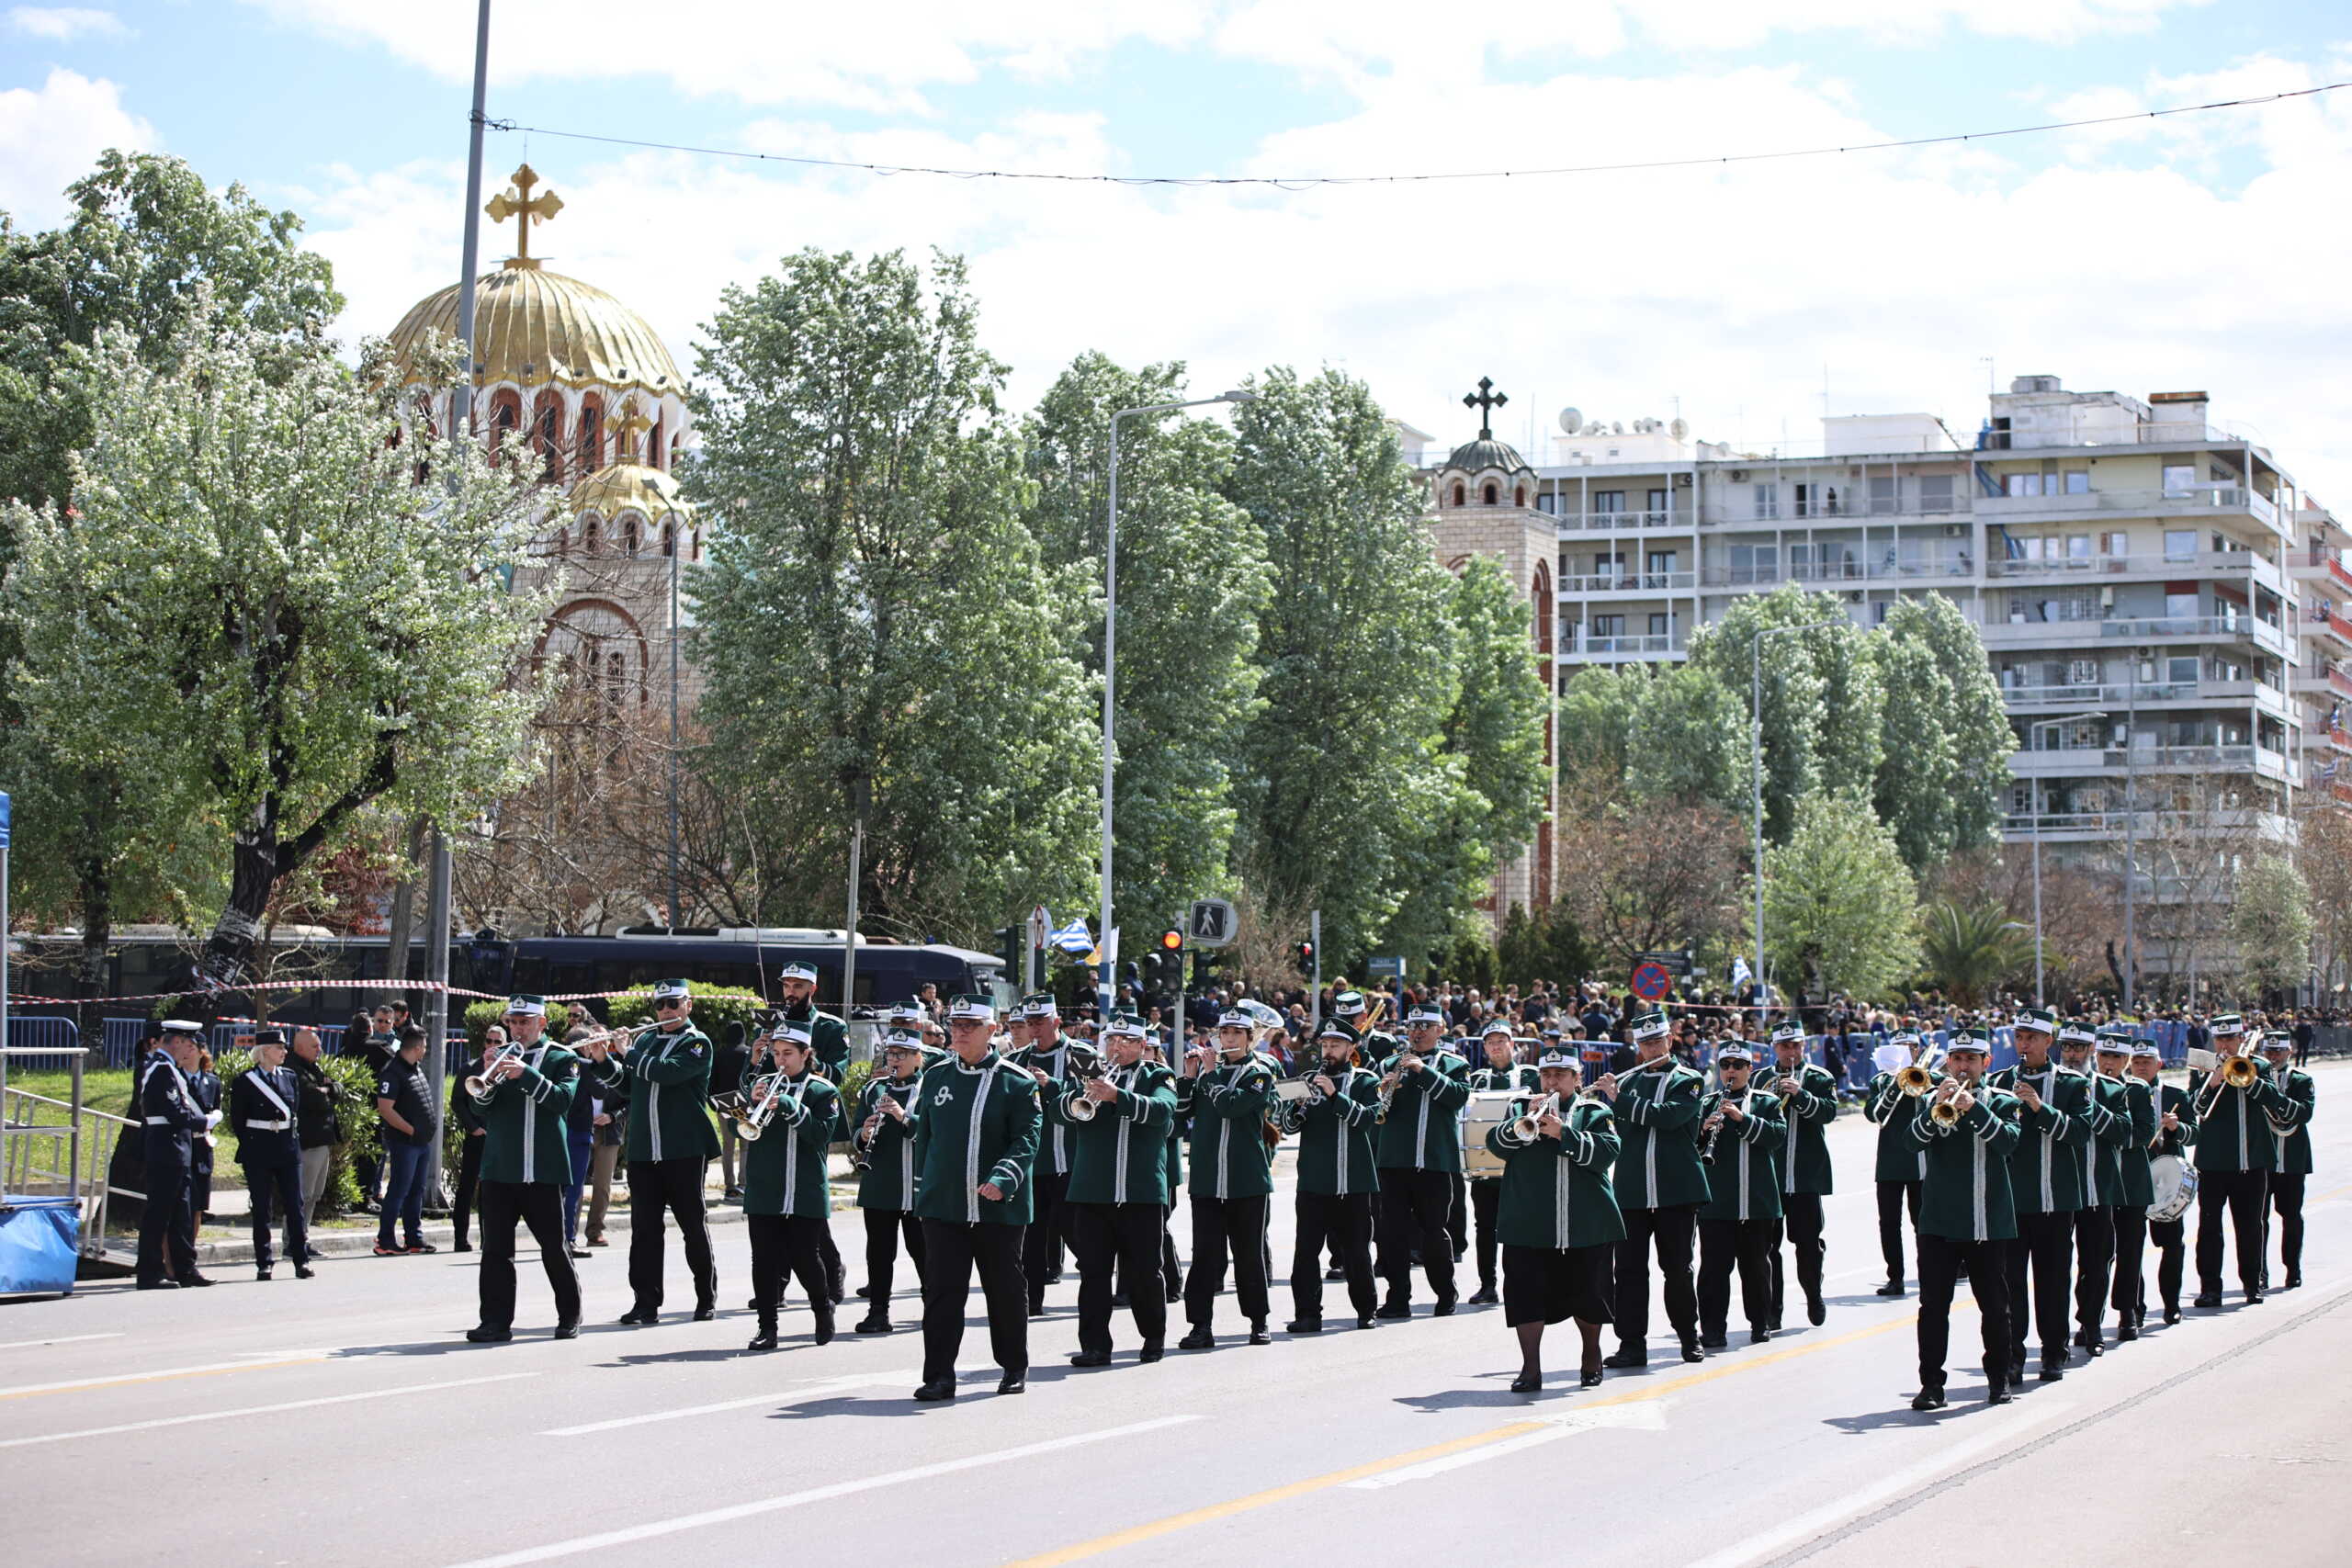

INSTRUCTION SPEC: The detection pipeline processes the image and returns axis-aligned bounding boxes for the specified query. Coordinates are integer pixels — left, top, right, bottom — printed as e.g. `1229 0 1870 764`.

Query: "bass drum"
1461 1089 1519 1179
2148 1153 2198 1224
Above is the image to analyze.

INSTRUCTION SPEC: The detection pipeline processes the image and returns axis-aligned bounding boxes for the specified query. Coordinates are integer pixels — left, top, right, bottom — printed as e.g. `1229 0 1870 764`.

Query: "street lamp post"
2025 709 2108 1006
1100 390 1253 1010
1750 619 1838 1007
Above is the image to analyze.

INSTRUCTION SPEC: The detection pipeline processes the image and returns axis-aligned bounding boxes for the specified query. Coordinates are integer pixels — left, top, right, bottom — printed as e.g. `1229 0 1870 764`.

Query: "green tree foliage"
1757 793 1922 999
1873 595 2015 870
1022 353 1270 928
688 249 1099 943
1558 666 1634 781
2227 852 2315 1000
1627 661 1747 809
1918 899 2032 1006
3 316 549 990
1497 899 1598 989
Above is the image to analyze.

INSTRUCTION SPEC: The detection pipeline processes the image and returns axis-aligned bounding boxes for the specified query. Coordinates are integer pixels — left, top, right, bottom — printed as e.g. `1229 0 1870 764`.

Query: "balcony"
1553 508 1684 533
1556 570 1695 595
2000 807 2292 842
2007 743 2295 781
1701 556 1975 589
2305 607 2352 652
1978 419 2229 451
2289 548 2352 593
1977 615 2285 656
1984 549 2282 594
2002 679 2283 713
1700 497 1973 526
2290 665 2352 701
1561 630 1687 663
1975 486 2280 532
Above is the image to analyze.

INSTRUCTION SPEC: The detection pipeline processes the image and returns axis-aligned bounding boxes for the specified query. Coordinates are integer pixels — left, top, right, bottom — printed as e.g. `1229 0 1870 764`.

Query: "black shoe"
1603 1347 1647 1370
997 1371 1027 1395
619 1306 656 1325
1249 1320 1271 1346
693 1304 717 1322
1044 1268 1065 1285
452 1241 473 1253
554 1319 580 1340
180 1274 216 1288
407 1242 437 1255
1987 1383 2015 1405
747 1298 760 1313
2193 1292 2222 1309
294 1264 315 1280
1510 1370 1543 1393
466 1325 513 1343
1356 1314 1377 1331
724 1187 743 1201
255 1267 273 1281
1431 1294 1457 1317
854 1314 893 1335
813 1314 836 1347
855 1282 875 1299
1911 1387 1947 1411
2074 1327 2089 1348
373 1243 405 1257
1110 1291 1129 1308
2116 1325 2138 1343
1765 1315 1782 1333
1806 1295 1826 1326
2245 1289 2265 1306
1139 1339 1165 1363
1681 1338 1706 1363
2039 1363 2064 1382
1286 1319 1323 1334
135 1279 178 1291
746 1325 779 1352
2083 1338 2104 1357
913 1380 956 1402
1749 1327 1771 1345
1179 1326 1215 1350
1876 1280 1905 1297
1467 1286 1498 1305
1580 1363 1604 1389
2284 1270 2302 1292
1326 1264 1346 1280
2163 1303 2182 1325
1375 1301 1411 1320
1700 1334 1727 1349
1069 1349 1113 1368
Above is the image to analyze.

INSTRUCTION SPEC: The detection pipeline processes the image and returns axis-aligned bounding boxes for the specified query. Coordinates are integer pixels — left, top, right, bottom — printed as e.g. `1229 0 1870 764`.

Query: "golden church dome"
387 265 683 395
570 460 689 518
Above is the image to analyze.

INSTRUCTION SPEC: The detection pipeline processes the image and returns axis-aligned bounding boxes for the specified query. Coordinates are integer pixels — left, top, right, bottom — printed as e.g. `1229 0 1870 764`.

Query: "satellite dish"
1558 407 1583 435
1670 417 1690 440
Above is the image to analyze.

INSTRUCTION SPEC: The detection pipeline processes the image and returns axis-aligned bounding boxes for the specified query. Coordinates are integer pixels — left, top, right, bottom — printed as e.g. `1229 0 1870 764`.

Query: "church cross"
1462 377 1508 439
485 164 564 266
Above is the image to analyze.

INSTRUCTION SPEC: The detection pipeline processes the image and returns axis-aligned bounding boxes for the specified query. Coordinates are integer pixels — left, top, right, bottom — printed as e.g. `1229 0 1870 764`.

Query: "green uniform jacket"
1988 1063 2093 1213
478 1044 579 1185
1766 1062 1838 1195
2152 1082 2198 1160
1013 1039 1088 1177
2116 1077 2159 1208
2080 1073 2132 1207
1917 1089 2023 1243
1283 1066 1383 1196
2190 1063 2287 1173
1485 1097 1624 1250
2266 1067 2317 1178
789 1008 850 1078
741 1071 839 1219
1863 1071 1930 1183
910 1050 1040 1225
1062 1061 1179 1206
587 1024 721 1163
1374 1049 1472 1173
854 1074 924 1212
1179 1051 1278 1200
1609 1061 1711 1210
1698 1088 1786 1224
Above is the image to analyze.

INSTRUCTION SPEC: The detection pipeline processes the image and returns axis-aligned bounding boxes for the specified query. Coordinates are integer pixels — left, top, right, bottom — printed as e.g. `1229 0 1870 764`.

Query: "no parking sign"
1629 961 1674 1002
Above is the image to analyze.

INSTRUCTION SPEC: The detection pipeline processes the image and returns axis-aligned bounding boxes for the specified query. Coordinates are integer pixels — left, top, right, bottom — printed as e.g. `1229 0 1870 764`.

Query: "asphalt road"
5 1062 2347 1568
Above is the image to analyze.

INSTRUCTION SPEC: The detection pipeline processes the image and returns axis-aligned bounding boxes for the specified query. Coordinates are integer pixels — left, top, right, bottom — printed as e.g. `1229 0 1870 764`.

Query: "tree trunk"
73 862 112 1056
194 829 277 998
382 816 427 1012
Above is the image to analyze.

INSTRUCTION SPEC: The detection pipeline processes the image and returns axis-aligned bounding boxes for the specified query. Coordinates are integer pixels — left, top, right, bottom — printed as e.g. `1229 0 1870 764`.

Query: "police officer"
1863 1027 1929 1296
464 996 583 1342
584 978 721 1325
1910 1030 2021 1410
1177 1007 1280 1348
135 1021 216 1290
1464 1021 1539 1306
742 1019 842 1351
1762 1021 1838 1330
2258 1031 2316 1293
1064 1011 1180 1368
852 1027 933 1334
1283 1019 1383 1334
228 1028 311 1281
1696 1043 1785 1348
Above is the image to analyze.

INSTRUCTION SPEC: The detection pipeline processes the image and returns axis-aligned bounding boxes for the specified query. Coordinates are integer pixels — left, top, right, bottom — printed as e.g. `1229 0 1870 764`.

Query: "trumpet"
1510 1092 1563 1141
1893 1064 1936 1097
735 1070 799 1140
1066 1065 1114 1122
1928 1077 1975 1126
465 1043 526 1102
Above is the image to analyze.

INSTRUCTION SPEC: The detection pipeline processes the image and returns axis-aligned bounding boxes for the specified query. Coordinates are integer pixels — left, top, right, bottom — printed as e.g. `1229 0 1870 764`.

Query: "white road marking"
542 1370 918 1435
0 1353 326 1399
1345 1401 1668 1489
0 1372 537 1450
0 1332 123 1351
446 1414 1204 1568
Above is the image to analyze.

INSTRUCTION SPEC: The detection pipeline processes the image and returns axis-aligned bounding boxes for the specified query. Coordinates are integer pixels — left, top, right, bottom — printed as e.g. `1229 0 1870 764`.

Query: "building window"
2005 472 2042 497
661 522 675 558
1451 481 1465 507
1645 550 1677 581
1513 485 1526 507
1483 481 1498 504
2064 469 2090 493
623 518 640 556
1648 613 1670 637
1731 543 1778 584
1591 614 1625 637
1752 483 1778 520
2165 529 2197 562
2102 531 2130 557
2162 464 2195 497
489 390 522 461
1869 476 1896 515
1918 474 1954 512
2066 534 2092 559
582 518 601 554
576 399 604 474
1593 490 1625 513
1646 488 1668 518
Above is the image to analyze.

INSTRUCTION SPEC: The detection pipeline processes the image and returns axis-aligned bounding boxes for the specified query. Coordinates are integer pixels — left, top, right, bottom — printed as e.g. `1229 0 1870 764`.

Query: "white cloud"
0 66 154 225
7 6 130 41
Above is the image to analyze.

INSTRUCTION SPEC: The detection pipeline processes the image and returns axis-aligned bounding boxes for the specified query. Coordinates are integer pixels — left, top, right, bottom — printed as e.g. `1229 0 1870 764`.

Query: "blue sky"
6 2 2350 495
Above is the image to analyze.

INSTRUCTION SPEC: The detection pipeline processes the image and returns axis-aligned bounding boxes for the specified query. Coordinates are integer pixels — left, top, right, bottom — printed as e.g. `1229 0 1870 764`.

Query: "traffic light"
995 925 1022 976
1148 929 1185 994
1295 940 1316 973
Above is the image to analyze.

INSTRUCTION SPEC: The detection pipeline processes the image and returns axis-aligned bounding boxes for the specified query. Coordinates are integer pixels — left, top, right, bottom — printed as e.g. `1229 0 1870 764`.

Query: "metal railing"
2002 679 2278 708
1700 497 1973 525
1975 486 2279 528
1552 507 1683 532
1564 632 1685 657
1702 556 1974 586
1984 549 2277 581
1 1042 137 1255
1556 570 1695 593
1979 419 2231 450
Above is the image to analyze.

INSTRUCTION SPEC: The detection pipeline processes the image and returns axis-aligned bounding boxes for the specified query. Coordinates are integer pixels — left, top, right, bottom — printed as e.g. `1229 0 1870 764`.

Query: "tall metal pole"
668 538 682 925
1309 908 1322 1032
1099 412 1121 1018
2122 670 2139 1008
842 815 863 1021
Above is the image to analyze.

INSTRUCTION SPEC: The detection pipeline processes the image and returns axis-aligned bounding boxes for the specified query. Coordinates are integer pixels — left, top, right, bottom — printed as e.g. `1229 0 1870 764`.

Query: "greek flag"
1048 919 1097 955
1730 954 1753 988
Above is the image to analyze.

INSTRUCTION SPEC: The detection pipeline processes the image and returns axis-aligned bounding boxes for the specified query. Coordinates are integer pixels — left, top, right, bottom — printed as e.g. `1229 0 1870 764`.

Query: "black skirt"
1501 1242 1612 1326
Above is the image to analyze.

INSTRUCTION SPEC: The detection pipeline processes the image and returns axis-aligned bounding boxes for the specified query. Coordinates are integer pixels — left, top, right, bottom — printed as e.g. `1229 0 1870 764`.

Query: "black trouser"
1448 1171 1470 1258
2149 1216 2187 1312
2073 1204 2115 1340
2000 1210 2075 1367
1917 1233 2012 1393
1612 1203 1700 1349
451 1134 484 1247
625 1156 716 1312
1073 1201 1168 1353
1160 1225 1182 1300
244 1159 309 1269
135 1150 198 1285
817 1220 844 1303
1876 1180 1921 1282
749 1213 831 1326
919 1219 1028 1382
863 1207 925 1307
1698 1215 1774 1337
1471 1179 1503 1291
1292 1190 1376 1323
2195 1168 2269 1295
1770 1190 1826 1322
478 1180 581 1332
2269 1172 2306 1282
2110 1205 2147 1324
1023 1170 1073 1311
1375 1168 1457 1303
1185 1192 1271 1327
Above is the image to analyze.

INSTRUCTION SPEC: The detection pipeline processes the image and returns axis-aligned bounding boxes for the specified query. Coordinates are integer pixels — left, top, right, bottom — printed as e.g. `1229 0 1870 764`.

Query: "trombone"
1893 1063 1937 1098
2195 1040 2262 1119
465 1043 526 1103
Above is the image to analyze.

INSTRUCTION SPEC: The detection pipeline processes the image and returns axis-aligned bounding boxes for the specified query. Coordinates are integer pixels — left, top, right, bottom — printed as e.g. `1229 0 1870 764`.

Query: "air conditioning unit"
1731 469 1749 482
1674 473 1693 488
1943 525 1964 537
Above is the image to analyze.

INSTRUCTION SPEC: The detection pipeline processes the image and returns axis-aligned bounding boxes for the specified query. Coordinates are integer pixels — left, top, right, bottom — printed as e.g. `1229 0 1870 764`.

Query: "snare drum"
1461 1089 1519 1178
2148 1153 2198 1224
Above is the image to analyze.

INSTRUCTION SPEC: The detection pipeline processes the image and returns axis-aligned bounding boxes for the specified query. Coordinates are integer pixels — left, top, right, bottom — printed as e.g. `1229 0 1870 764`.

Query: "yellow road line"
1006 1312 1918 1566
0 1355 329 1401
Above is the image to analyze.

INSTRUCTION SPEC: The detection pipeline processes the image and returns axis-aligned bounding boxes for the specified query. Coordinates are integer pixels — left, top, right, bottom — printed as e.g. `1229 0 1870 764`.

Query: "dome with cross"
1436 377 1535 509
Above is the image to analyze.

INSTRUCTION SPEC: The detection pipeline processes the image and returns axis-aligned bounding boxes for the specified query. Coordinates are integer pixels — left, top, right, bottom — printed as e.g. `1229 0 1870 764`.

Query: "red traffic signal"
1295 941 1316 968
1159 928 1185 953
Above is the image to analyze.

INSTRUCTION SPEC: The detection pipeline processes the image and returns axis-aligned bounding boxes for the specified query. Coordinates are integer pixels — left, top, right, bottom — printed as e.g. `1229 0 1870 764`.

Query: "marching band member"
2189 1012 2283 1308
1012 995 1081 1313
1989 1006 2091 1382
775 961 850 1303
1763 1021 1838 1330
1487 1045 1623 1393
1373 1006 1472 1319
582 978 721 1326
911 994 1040 1401
135 1020 216 1290
1063 1011 1179 1368
1696 1042 1785 1348
1284 1019 1384 1334
1863 1027 1930 1296
1464 1020 1541 1305
741 1020 842 1351
1177 1008 1280 1348
2131 1039 2196 1326
1594 1010 1708 1366
851 1027 933 1334
2064 1022 2130 1355
2258 1031 2316 1293
1910 1029 2020 1410
2104 1026 2156 1343
465 996 582 1343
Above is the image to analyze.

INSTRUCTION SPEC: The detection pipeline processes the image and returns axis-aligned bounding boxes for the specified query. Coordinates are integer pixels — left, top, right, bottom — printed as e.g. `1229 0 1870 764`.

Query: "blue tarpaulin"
0 1195 80 1296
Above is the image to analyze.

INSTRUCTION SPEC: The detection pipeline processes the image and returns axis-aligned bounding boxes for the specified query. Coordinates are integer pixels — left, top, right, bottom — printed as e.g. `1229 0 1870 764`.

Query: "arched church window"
1451 481 1465 507
661 522 674 558
624 518 640 556
583 518 601 555
576 397 604 474
1483 481 1498 504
